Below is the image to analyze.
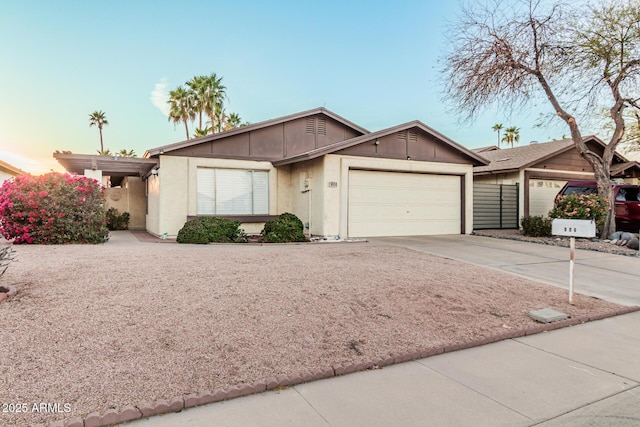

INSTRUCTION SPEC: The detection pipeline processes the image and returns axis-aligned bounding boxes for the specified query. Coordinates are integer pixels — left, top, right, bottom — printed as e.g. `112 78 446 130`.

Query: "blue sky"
0 0 569 174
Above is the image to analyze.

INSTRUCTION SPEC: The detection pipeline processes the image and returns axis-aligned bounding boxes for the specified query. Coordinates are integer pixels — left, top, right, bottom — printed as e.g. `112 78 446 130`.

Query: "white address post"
551 219 596 304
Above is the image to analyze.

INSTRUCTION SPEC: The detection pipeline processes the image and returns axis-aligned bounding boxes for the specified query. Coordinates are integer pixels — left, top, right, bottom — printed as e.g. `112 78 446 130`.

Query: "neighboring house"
0 159 27 183
142 107 488 238
472 137 640 229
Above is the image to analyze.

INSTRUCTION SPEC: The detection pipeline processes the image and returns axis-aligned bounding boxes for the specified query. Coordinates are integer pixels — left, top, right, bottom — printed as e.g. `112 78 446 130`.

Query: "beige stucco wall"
151 155 277 237
104 177 146 230
277 158 326 236
0 170 15 183
473 172 520 185
153 154 476 238
145 173 161 235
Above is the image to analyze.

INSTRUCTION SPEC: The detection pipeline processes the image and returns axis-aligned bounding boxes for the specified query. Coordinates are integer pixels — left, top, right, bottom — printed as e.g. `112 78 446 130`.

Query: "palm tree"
512 127 520 147
89 111 109 153
502 126 521 148
202 73 226 133
213 104 227 133
167 86 195 140
492 123 503 148
225 112 243 130
193 126 211 138
118 149 136 157
96 148 112 156
186 75 208 131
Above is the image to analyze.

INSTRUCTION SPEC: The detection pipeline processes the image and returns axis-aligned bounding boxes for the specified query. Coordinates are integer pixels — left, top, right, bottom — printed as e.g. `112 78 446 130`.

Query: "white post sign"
551 219 596 304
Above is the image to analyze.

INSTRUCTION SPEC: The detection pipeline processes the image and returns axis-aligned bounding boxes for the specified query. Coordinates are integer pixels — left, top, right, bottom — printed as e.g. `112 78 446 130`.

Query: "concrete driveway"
369 234 640 307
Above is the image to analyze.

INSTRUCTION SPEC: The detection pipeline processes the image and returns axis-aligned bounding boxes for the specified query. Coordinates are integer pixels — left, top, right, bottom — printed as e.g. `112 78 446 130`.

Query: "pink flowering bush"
0 172 108 244
549 194 609 233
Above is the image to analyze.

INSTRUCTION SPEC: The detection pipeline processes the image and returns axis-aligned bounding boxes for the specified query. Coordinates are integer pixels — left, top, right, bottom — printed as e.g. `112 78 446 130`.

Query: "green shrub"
176 216 248 244
106 208 130 230
0 172 108 244
549 194 609 234
261 212 308 243
521 215 552 237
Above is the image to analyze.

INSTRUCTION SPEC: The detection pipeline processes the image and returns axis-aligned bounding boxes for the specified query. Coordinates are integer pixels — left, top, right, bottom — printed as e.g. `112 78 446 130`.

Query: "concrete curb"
42 306 640 427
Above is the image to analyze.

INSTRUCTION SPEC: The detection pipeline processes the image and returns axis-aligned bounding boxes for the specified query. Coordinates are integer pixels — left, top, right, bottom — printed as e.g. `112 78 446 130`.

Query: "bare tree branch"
441 0 640 237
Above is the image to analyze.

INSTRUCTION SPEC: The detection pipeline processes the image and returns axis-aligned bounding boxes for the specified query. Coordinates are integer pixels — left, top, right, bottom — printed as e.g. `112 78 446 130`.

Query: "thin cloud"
150 78 170 117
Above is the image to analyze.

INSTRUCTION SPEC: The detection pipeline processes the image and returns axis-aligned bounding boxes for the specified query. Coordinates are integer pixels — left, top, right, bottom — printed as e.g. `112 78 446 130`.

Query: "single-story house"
141 107 488 238
472 137 640 228
0 159 26 182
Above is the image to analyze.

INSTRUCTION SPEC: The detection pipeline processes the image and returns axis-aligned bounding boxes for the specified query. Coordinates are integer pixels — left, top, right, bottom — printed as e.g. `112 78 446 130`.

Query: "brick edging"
40 306 640 427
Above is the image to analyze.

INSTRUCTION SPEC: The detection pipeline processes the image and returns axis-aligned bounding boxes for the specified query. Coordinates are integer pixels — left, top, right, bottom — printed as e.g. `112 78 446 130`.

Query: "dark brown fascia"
272 121 490 167
143 107 370 158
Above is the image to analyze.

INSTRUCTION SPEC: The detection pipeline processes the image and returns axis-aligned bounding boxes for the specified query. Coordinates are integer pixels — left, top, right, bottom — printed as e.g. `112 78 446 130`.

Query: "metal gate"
473 183 519 229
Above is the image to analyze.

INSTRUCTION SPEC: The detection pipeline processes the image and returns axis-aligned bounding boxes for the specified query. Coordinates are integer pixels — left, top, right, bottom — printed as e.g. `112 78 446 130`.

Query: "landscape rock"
609 231 623 240
621 232 635 241
626 237 639 250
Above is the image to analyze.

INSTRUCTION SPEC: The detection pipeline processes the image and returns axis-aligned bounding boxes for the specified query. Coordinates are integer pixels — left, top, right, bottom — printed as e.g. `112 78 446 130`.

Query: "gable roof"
473 136 629 175
144 107 369 158
610 161 640 177
0 159 27 176
273 121 489 166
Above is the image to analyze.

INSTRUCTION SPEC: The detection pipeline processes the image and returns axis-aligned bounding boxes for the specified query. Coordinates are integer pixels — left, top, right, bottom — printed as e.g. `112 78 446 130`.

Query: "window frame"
196 167 269 216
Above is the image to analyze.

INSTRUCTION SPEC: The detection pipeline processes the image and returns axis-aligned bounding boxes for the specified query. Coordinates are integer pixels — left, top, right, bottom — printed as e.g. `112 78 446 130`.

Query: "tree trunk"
591 159 615 238
99 126 104 153
533 74 615 238
184 120 190 140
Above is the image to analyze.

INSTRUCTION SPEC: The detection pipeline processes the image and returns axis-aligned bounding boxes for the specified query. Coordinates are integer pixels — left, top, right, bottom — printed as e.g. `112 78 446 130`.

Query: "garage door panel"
348 170 461 237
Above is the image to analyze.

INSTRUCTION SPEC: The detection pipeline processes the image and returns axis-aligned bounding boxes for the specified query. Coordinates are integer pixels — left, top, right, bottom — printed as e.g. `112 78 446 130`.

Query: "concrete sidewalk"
126 235 640 426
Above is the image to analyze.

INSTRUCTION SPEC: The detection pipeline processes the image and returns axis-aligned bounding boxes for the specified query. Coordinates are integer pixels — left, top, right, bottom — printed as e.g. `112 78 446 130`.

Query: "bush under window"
261 212 308 243
176 217 248 244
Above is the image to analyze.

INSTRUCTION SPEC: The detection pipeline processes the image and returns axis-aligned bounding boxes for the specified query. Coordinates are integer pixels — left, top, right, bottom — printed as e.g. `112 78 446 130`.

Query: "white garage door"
529 179 567 217
348 170 461 237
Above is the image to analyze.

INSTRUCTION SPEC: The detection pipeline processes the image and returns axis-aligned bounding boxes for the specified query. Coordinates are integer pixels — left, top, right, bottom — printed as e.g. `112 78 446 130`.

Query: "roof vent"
530 141 539 144
496 158 510 162
317 117 326 135
305 117 314 134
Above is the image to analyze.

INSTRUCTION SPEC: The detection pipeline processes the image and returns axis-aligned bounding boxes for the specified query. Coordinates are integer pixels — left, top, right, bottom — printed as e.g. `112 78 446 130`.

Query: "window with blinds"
197 168 269 215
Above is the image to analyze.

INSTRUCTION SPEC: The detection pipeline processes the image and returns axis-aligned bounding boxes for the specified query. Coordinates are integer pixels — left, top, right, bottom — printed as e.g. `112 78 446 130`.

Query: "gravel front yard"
0 239 623 425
